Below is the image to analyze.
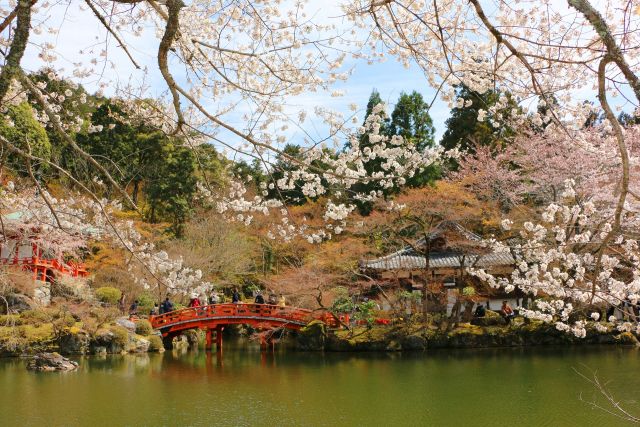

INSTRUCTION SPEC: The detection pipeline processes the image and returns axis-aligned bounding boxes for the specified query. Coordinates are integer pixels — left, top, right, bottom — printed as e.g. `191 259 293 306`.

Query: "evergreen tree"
0 102 51 176
390 91 439 187
390 91 434 151
145 143 197 237
440 85 518 152
352 89 440 214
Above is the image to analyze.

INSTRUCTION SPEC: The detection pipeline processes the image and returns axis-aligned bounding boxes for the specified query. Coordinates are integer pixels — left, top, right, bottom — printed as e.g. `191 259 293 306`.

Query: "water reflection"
0 343 638 426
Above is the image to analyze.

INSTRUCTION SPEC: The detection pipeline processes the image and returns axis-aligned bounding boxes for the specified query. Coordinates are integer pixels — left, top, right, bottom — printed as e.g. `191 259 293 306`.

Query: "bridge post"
205 328 213 351
216 325 223 352
162 335 174 350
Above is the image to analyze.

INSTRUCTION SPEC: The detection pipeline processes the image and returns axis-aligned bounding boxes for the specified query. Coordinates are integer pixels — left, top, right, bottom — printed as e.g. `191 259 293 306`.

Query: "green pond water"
0 344 639 426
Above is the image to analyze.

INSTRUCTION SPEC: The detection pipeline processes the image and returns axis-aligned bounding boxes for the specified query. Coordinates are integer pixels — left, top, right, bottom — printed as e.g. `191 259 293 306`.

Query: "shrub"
95 287 122 305
20 309 52 326
136 292 156 315
148 335 164 352
135 319 153 336
462 286 476 297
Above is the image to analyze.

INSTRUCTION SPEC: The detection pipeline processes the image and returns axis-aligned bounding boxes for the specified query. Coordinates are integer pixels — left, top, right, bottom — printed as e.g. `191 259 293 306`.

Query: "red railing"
0 256 88 278
150 303 314 334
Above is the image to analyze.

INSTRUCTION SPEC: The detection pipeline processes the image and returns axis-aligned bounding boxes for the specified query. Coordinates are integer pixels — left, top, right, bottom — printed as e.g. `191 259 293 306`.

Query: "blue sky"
19 0 451 157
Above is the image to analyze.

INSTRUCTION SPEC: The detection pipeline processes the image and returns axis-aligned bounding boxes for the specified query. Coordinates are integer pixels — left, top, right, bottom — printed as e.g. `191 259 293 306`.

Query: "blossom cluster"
471 180 640 338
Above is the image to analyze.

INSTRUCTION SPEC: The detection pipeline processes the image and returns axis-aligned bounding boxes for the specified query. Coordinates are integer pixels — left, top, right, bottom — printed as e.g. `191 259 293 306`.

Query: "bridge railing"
150 303 313 329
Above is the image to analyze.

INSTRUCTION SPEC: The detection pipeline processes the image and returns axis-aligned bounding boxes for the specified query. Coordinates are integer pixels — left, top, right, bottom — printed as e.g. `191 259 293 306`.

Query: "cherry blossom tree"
3 0 640 345
453 124 640 209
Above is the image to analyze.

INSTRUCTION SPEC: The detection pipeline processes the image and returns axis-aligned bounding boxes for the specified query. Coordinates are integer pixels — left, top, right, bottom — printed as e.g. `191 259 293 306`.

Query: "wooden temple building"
359 221 521 312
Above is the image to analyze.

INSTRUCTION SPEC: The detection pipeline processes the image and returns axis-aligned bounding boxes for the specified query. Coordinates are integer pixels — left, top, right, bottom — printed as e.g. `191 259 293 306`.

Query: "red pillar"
205 328 213 351
216 325 223 352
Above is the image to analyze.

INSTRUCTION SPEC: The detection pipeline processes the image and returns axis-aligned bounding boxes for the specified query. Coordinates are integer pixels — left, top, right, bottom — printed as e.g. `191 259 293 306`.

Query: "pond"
0 343 638 426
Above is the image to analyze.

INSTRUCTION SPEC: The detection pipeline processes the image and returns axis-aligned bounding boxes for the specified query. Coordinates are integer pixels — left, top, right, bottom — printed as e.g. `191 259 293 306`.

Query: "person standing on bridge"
268 292 277 305
150 303 159 316
278 294 286 307
188 295 201 308
161 297 174 314
209 290 220 305
232 288 241 304
254 291 265 304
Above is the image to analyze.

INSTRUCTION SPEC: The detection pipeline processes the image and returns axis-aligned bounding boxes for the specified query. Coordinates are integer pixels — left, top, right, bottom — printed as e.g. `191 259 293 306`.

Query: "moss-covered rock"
58 329 90 355
135 319 153 336
127 334 150 353
26 352 78 372
470 310 504 326
147 335 165 352
296 321 327 351
182 329 201 348
615 332 640 346
294 319 640 352
401 334 425 350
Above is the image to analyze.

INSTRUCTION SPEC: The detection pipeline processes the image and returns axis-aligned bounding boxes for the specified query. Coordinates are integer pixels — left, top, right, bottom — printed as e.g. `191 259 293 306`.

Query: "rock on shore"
26 352 78 372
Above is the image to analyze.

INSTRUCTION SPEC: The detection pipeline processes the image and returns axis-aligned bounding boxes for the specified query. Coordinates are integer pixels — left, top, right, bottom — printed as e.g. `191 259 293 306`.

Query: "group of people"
141 289 287 317
253 291 286 307
473 300 516 324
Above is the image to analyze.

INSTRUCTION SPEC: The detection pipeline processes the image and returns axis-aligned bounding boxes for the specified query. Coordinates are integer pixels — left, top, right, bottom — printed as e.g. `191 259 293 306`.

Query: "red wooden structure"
0 240 88 282
150 303 349 351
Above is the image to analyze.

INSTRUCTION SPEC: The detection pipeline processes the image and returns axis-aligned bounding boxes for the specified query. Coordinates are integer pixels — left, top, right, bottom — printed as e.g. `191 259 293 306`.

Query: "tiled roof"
360 251 515 270
360 221 515 271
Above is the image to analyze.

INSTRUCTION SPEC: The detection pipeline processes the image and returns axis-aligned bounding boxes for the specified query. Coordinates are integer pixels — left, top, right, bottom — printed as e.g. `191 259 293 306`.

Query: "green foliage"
390 91 434 151
0 102 51 175
0 314 22 326
28 69 97 182
399 290 422 303
233 158 266 188
76 101 143 192
95 286 122 305
354 300 377 329
351 89 438 214
20 309 53 326
145 142 197 237
71 96 219 236
440 85 519 153
135 319 153 336
330 287 355 314
462 286 476 297
243 283 260 297
136 292 156 315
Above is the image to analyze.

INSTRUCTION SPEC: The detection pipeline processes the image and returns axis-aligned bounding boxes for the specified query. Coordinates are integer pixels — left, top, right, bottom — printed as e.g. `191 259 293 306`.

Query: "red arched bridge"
150 303 346 351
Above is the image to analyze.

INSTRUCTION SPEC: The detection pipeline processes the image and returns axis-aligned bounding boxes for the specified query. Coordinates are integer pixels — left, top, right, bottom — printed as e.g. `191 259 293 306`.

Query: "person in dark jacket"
254 291 265 304
268 292 277 305
129 300 139 316
161 297 174 314
232 288 241 304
